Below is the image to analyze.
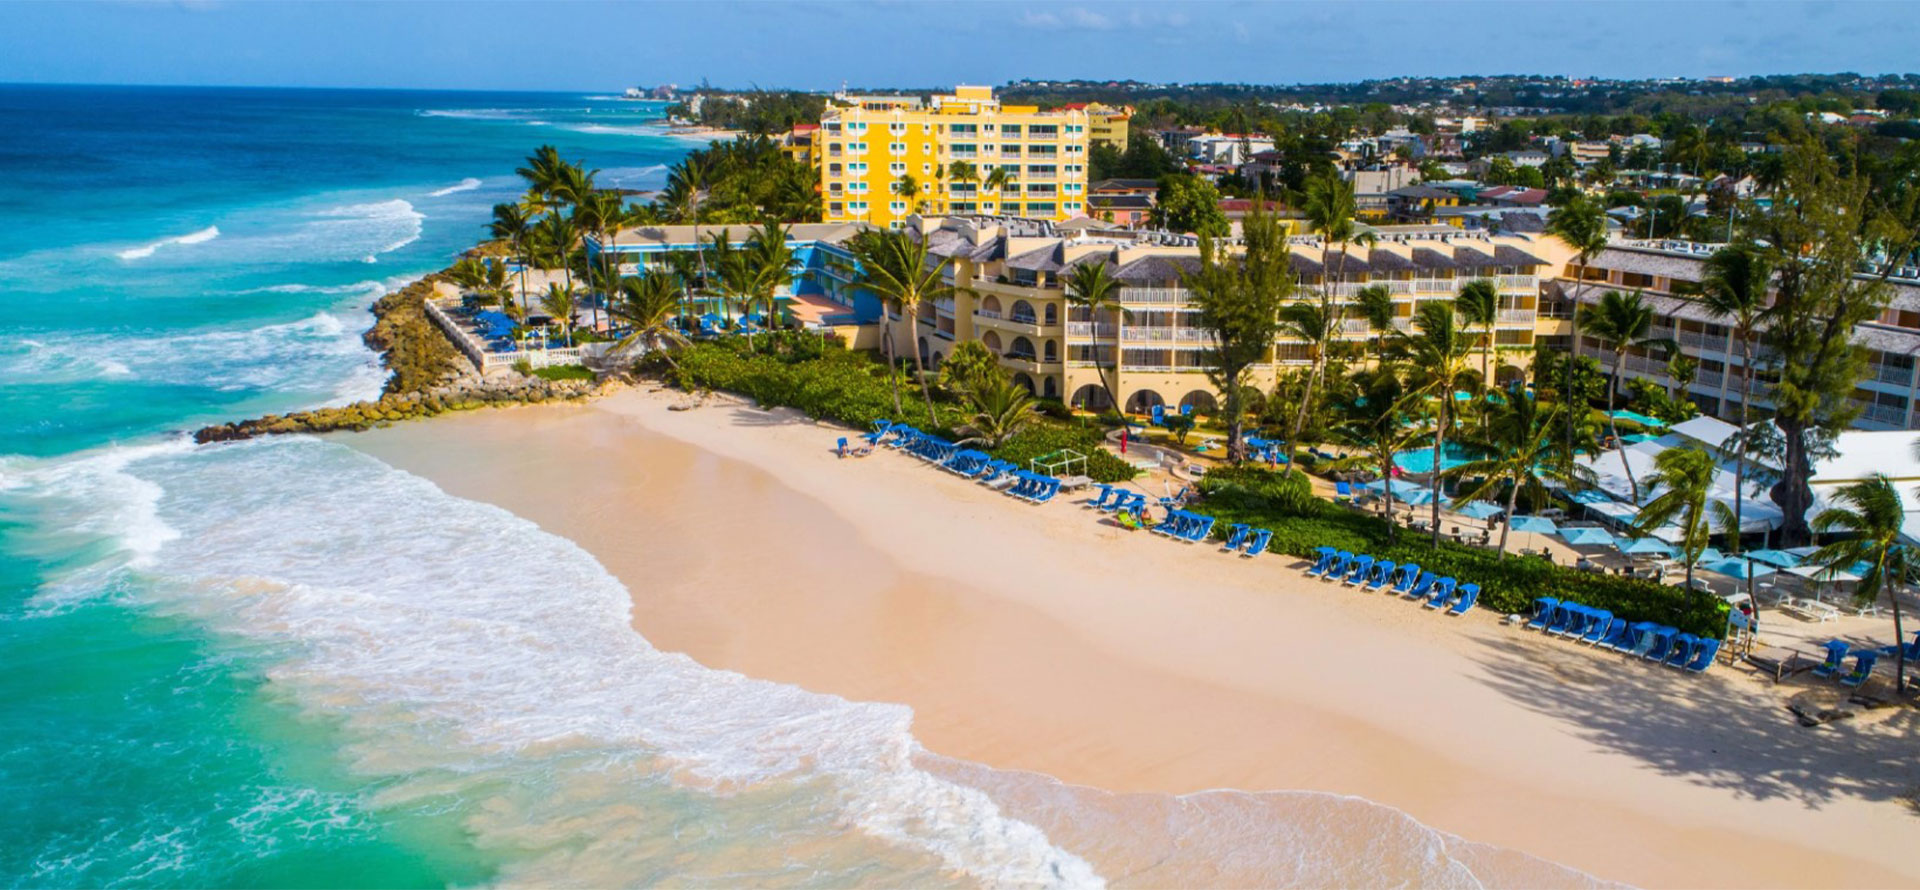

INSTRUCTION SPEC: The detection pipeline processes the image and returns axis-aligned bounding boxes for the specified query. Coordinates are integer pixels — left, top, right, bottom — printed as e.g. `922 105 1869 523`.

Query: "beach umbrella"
1400 487 1440 506
1509 515 1558 534
1619 537 1675 557
1456 501 1502 520
1559 527 1617 547
1787 565 1861 583
1782 545 1820 559
1703 557 1775 580
1697 547 1726 564
1745 549 1801 569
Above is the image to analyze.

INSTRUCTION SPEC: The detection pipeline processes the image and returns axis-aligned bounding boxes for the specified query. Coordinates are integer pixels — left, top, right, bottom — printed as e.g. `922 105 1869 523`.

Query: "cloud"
1020 7 1115 30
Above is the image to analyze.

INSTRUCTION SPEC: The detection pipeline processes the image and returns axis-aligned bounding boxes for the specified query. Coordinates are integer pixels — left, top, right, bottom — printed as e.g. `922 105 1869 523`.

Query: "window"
1028 202 1056 215
848 122 868 132
1065 202 1081 212
1001 144 1022 156
849 201 868 212
849 182 869 194
829 202 844 214
849 162 868 173
828 163 843 175
922 163 932 174
1027 164 1056 176
889 142 906 154
1002 124 1022 136
825 123 842 135
1029 125 1058 137
888 123 906 134
1065 144 1083 154
1065 183 1082 193
848 142 867 152
889 201 907 213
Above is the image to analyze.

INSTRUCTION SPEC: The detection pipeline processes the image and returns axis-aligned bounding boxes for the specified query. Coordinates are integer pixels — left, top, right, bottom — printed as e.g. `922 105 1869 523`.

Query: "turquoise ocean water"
0 85 1606 888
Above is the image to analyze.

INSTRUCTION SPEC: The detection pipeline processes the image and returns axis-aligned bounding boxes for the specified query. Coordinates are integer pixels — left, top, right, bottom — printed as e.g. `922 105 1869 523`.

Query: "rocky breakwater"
194 272 614 444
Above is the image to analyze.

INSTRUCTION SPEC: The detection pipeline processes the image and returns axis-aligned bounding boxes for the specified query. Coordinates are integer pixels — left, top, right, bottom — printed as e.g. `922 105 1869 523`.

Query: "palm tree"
1354 283 1396 368
515 145 566 207
956 374 1040 448
1632 447 1718 588
1810 475 1912 692
1327 370 1424 539
1454 278 1500 391
532 212 580 294
1701 242 1774 554
983 165 1012 208
1547 194 1610 471
948 160 979 202
1444 384 1588 558
1064 259 1124 412
540 282 577 346
745 220 797 341
611 270 689 365
705 229 756 326
892 173 921 215
1395 300 1480 546
1280 298 1336 461
576 191 627 330
488 202 535 313
1580 289 1676 502
849 228 958 420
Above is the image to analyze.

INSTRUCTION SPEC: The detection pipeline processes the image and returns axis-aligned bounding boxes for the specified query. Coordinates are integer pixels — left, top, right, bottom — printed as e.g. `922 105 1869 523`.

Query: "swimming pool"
1393 443 1486 474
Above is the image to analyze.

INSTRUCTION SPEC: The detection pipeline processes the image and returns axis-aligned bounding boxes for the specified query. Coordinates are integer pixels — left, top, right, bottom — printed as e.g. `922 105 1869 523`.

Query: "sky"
2 0 1916 92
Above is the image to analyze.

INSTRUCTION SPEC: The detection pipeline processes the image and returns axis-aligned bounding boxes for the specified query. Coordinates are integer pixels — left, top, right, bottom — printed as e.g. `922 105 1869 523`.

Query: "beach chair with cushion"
1365 560 1396 591
1811 640 1850 678
1840 651 1878 687
1334 481 1353 501
1878 631 1920 662
1665 633 1699 668
1684 638 1721 673
1324 552 1356 582
1221 523 1251 551
1030 476 1060 504
1447 584 1479 616
1087 484 1119 510
1406 571 1438 601
1544 602 1580 637
1527 597 1560 630
1243 529 1272 557
1642 626 1679 662
1619 621 1656 656
1423 577 1459 609
1306 547 1339 577
1599 619 1637 651
1343 555 1376 586
1581 610 1616 645
1391 563 1421 594
1181 513 1215 542
863 420 895 445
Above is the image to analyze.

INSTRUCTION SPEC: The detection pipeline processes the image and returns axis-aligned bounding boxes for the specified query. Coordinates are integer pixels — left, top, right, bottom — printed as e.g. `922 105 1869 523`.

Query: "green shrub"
532 364 596 382
1193 468 1728 637
989 427 1137 483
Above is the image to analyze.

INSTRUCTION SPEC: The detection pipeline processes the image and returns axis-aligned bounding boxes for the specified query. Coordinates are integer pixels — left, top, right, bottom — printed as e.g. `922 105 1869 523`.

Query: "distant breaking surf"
429 178 483 197
116 226 220 261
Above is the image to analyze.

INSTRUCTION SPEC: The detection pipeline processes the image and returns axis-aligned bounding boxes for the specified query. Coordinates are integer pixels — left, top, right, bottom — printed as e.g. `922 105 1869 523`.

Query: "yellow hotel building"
815 85 1091 228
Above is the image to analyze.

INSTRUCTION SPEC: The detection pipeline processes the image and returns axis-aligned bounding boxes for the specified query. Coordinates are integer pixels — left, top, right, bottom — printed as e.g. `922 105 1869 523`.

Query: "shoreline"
346 388 1920 888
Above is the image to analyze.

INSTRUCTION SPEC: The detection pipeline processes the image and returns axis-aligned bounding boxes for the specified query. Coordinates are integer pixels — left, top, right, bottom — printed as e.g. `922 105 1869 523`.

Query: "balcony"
1496 308 1537 325
1497 275 1538 291
973 310 1048 336
1118 286 1190 305
1694 369 1725 389
1857 401 1910 427
1678 329 1724 351
972 277 1056 299
1874 364 1915 388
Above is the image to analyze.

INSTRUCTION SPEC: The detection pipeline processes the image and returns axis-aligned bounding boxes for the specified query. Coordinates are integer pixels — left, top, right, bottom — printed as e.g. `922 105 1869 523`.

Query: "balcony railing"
1874 364 1915 387
1694 369 1725 389
1119 286 1190 305
1496 308 1536 325
1859 401 1910 426
1497 275 1539 290
1009 314 1039 326
1678 330 1723 351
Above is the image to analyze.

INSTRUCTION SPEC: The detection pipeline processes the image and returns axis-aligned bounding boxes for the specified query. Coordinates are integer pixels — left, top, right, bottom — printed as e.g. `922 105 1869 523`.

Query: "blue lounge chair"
1877 631 1920 661
1334 481 1352 501
1185 514 1216 542
1423 576 1459 609
1544 603 1580 636
1840 651 1878 687
1599 619 1636 651
1391 563 1421 594
1527 597 1560 629
862 421 894 445
1159 486 1193 508
1683 638 1721 673
1406 571 1437 600
1623 621 1659 656
1811 640 1850 678
1581 610 1615 645
1221 523 1250 551
1306 547 1339 576
1447 584 1479 616
1665 633 1699 668
1642 626 1679 662
1343 555 1376 586
1243 529 1272 557
1088 484 1118 510
1324 551 1355 582
1365 560 1396 591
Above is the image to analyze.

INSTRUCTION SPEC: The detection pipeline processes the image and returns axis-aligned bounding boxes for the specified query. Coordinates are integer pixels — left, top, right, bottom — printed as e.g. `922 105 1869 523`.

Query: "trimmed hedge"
665 337 1137 483
1195 467 1729 638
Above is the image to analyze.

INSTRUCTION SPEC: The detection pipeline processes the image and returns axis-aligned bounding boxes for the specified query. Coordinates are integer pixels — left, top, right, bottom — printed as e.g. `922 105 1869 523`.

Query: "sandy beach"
348 388 1920 888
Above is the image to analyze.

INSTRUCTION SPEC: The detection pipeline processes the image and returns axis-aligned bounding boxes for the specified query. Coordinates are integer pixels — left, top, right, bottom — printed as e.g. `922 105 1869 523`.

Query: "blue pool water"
1394 443 1486 474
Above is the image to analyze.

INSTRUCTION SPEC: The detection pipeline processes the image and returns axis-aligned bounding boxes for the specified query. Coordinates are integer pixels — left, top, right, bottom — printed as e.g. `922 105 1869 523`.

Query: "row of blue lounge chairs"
1525 598 1720 673
1220 524 1273 557
1810 634 1920 687
1086 483 1150 516
1304 547 1479 615
866 420 1061 504
1148 509 1216 543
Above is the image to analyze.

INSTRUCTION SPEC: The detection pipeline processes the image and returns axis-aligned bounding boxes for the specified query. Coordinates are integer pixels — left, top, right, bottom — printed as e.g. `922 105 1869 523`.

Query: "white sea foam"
428 177 483 198
46 438 1101 887
313 199 424 264
116 226 221 261
0 308 381 394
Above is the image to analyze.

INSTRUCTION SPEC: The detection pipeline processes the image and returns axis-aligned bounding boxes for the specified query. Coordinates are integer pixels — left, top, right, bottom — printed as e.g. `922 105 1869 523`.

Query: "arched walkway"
930 350 944 369
1043 303 1058 325
917 336 930 363
1178 390 1218 413
1009 336 1036 359
1011 300 1037 324
1042 376 1060 399
980 295 1004 315
981 330 1003 352
1012 372 1036 394
1042 339 1059 362
1125 389 1166 414
1070 384 1111 410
